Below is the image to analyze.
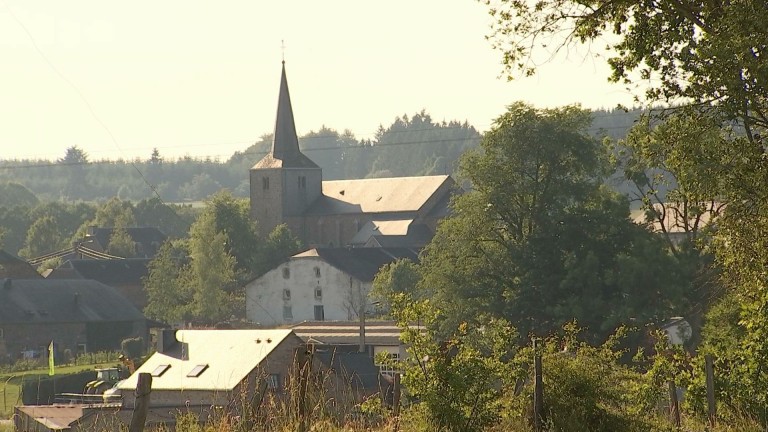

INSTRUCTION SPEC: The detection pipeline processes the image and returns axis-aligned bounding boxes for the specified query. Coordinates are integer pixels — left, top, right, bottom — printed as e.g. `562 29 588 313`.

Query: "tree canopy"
419 103 686 340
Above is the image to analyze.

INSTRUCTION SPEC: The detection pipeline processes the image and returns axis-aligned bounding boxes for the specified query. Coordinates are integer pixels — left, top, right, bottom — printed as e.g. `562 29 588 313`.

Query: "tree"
106 227 136 258
59 146 89 200
258 224 302 277
205 191 262 280
19 215 67 258
135 198 192 239
0 182 39 209
144 240 193 324
419 103 685 340
93 197 136 228
371 259 421 313
483 1 768 135
184 207 238 323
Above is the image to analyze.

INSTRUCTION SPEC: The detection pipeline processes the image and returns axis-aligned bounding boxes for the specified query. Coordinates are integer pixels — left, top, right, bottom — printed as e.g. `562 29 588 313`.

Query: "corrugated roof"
292 248 419 282
16 405 84 430
305 175 451 215
118 329 296 391
0 279 145 324
290 320 406 346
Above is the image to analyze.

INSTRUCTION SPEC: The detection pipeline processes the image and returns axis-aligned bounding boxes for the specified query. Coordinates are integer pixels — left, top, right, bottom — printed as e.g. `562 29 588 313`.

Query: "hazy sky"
0 1 637 162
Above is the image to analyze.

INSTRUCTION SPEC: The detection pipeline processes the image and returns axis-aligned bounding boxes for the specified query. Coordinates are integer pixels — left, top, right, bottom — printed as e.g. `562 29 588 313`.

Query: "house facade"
245 247 419 326
249 63 455 248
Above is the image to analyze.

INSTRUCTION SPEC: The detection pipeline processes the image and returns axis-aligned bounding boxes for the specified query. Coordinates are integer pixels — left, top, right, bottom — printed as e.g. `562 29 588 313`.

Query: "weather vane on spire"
281 40 286 64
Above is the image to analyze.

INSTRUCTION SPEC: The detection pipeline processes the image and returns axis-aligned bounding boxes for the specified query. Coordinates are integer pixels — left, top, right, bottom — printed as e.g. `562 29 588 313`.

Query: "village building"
116 329 305 425
245 247 418 326
0 278 147 362
45 258 152 310
249 63 455 248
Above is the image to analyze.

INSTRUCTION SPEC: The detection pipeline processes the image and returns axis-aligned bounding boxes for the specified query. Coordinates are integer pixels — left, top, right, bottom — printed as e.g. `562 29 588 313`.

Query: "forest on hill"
0 107 642 204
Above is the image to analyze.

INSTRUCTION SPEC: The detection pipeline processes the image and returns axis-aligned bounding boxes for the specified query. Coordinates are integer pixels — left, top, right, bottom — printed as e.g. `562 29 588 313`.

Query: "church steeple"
252 62 319 169
272 62 301 160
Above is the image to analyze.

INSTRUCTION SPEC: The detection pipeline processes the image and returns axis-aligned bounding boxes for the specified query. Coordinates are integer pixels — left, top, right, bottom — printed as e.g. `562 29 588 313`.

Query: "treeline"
0 108 643 203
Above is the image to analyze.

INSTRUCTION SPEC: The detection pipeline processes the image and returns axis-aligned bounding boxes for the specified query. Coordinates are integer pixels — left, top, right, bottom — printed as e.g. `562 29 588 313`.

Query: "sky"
0 1 637 162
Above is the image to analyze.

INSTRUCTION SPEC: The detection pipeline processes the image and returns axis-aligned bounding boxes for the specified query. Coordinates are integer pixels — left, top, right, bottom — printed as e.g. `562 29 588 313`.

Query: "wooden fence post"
129 373 152 432
705 354 716 427
667 380 680 429
533 339 544 432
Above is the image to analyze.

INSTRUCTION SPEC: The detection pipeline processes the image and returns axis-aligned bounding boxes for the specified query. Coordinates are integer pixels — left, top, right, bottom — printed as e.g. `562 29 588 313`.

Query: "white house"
245 247 419 326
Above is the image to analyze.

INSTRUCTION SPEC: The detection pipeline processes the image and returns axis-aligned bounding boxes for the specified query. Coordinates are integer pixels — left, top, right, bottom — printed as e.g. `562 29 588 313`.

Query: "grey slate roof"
0 278 145 324
0 250 41 279
305 175 452 216
48 258 150 285
252 63 319 170
314 348 383 391
293 247 419 282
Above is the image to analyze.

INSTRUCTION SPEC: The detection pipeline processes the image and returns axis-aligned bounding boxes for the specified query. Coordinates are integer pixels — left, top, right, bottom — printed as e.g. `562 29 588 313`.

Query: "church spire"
272 62 301 160
251 62 319 169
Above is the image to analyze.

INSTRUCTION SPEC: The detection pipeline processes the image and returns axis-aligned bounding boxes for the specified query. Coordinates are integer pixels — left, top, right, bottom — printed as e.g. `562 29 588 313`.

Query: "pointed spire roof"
252 62 319 170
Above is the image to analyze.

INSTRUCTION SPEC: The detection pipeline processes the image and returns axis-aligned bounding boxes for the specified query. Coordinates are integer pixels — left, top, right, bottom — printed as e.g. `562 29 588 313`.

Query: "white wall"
246 257 371 326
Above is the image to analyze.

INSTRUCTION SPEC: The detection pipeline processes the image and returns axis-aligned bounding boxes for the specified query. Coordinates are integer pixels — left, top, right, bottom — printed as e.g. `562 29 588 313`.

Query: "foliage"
371 259 421 314
482 0 768 136
120 337 144 360
0 182 38 208
143 239 192 323
392 292 518 432
419 103 686 341
18 215 67 258
259 223 303 277
106 226 136 257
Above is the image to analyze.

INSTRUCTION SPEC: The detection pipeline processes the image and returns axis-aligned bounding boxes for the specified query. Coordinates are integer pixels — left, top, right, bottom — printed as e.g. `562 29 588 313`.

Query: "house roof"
47 258 151 285
252 63 319 170
292 247 419 282
118 329 296 391
0 279 145 324
290 320 404 346
15 405 85 430
314 349 383 391
0 250 41 279
305 175 452 216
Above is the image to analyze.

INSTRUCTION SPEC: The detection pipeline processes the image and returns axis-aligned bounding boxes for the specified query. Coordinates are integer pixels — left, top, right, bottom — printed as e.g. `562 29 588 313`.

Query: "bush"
120 337 144 359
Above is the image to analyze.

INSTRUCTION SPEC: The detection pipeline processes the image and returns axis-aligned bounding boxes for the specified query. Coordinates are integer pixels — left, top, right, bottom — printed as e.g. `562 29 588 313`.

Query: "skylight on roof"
151 364 171 377
187 364 209 378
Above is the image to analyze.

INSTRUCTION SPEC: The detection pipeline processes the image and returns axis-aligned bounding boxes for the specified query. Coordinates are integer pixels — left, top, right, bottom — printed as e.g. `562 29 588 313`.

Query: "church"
249 63 456 248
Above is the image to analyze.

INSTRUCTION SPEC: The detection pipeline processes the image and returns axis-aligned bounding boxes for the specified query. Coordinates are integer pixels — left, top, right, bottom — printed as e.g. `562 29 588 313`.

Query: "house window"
267 374 281 391
282 267 290 279
377 352 401 375
0 328 3 339
151 364 171 377
187 364 209 378
77 344 87 355
282 289 291 300
314 267 321 278
283 306 293 321
262 177 270 190
314 305 325 321
314 288 322 300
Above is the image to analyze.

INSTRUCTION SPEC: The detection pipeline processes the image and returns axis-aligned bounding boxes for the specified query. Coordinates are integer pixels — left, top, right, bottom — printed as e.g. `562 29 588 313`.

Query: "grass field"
0 363 116 419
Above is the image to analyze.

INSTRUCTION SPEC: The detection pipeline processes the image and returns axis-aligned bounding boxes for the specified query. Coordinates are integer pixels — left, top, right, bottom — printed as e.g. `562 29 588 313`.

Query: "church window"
283 306 293 321
282 289 291 300
262 177 270 190
282 268 290 279
298 176 306 189
314 267 321 278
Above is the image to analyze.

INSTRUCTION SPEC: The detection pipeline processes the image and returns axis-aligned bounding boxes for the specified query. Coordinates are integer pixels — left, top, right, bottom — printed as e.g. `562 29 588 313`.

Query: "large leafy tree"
420 103 685 340
19 215 67 258
59 146 89 200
